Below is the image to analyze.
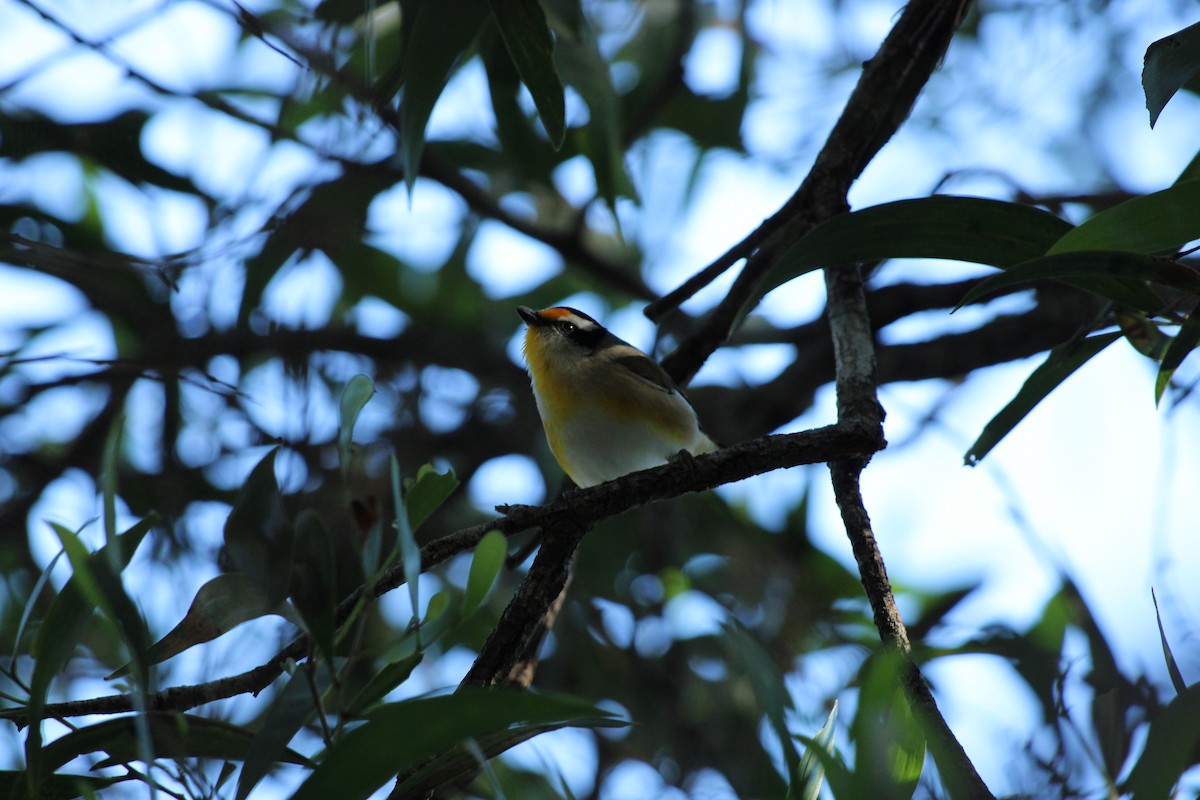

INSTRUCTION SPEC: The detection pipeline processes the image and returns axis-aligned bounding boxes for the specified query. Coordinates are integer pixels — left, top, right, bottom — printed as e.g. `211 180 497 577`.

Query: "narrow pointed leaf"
291 510 338 663
391 454 422 634
394 0 491 189
1144 21 1200 128
956 251 1190 313
1155 309 1200 404
237 670 327 800
766 196 1073 297
965 332 1122 465
797 701 838 800
225 449 294 604
111 573 291 677
486 0 565 148
345 653 424 715
289 689 622 800
1048 180 1200 255
1151 588 1188 695
462 530 506 617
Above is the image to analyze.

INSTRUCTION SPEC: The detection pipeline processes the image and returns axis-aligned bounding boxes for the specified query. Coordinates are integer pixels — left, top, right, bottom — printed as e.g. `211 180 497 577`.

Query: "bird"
517 305 718 488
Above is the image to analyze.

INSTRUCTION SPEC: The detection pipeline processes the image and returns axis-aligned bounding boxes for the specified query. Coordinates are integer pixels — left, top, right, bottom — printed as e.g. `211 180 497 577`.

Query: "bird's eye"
561 322 577 334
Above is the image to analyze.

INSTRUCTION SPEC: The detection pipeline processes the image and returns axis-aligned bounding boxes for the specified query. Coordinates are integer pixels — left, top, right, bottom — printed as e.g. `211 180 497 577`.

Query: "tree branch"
824 255 993 799
0 424 881 725
659 0 971 384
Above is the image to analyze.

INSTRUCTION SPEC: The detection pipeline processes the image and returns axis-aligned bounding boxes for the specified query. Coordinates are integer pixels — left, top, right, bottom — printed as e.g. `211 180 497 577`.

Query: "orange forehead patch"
539 307 574 320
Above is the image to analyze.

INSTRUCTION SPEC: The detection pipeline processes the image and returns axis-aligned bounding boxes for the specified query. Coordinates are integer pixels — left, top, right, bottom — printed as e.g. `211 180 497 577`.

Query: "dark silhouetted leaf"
956 250 1191 314
1123 683 1200 799
766 196 1073 299
290 689 624 800
486 0 565 148
405 463 459 533
1155 309 1200 404
1048 179 1200 255
291 510 337 661
965 331 1122 465
225 449 294 603
1143 21 1200 128
462 530 506 617
111 573 293 678
237 669 327 800
1151 588 1188 695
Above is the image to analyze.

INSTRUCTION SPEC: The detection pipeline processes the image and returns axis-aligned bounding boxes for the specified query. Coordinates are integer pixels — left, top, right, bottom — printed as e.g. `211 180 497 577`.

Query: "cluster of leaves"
2 0 1200 798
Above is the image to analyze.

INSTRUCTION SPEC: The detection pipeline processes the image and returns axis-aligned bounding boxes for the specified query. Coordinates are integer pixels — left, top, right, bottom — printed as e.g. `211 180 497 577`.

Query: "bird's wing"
614 353 679 395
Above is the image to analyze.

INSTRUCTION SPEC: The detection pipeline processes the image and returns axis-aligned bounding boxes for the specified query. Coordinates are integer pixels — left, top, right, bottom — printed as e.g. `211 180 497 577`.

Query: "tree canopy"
2 0 1200 797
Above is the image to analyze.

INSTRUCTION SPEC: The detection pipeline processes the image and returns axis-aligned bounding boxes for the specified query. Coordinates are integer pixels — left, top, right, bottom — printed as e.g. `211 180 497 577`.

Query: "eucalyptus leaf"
1143 21 1200 128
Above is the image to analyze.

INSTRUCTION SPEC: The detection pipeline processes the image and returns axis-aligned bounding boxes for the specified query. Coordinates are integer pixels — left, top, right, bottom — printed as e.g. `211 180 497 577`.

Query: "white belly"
553 408 704 487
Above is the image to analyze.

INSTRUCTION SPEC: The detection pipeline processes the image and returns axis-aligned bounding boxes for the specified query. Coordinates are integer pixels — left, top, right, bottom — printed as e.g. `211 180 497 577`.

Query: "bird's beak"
517 306 548 326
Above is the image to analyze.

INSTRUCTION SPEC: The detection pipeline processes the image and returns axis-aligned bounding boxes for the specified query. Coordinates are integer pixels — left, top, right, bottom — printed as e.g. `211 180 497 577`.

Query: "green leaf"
486 0 565 148
462 530 506 617
41 713 308 775
394 0 491 189
765 196 1073 297
338 374 376 475
965 332 1123 465
956 251 1191 314
0 771 129 800
1155 308 1200 404
345 653 424 716
1151 588 1188 695
550 6 636 208
391 454 422 635
111 573 292 678
237 670 327 800
405 463 459 532
1048 180 1200 256
797 701 838 800
291 510 338 662
718 621 802 790
224 449 294 604
1123 682 1200 799
289 689 623 800
26 518 153 787
1143 21 1200 128
850 652 925 798
100 415 123 549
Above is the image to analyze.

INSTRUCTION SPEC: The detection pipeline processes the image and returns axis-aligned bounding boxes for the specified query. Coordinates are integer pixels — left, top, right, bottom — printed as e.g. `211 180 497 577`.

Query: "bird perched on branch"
517 305 717 488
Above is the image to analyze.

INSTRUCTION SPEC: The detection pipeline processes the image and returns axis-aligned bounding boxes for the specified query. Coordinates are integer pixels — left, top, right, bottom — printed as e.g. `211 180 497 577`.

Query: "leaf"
1155 309 1200 404
393 0 491 190
391 454 422 636
956 251 1190 314
1151 588 1187 695
0 771 129 800
964 332 1123 465
237 670 327 800
224 449 294 604
765 196 1073 297
850 652 925 798
41 713 308 775
462 530 506 617
290 510 338 663
26 518 153 787
338 374 376 474
404 463 459 532
1048 180 1200 256
797 701 838 800
112 573 292 678
718 621 803 790
100 415 123 549
289 689 623 800
345 653 424 716
1123 682 1200 799
550 5 636 208
485 0 565 148
1143 21 1200 128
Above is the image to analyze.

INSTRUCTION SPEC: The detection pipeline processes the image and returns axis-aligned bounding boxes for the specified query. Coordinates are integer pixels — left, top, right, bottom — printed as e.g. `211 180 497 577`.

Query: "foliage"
2 0 1200 798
